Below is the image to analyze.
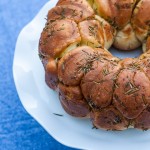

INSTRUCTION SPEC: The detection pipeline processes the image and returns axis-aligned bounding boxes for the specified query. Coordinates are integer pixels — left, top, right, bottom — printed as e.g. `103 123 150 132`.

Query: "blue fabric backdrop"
0 0 76 149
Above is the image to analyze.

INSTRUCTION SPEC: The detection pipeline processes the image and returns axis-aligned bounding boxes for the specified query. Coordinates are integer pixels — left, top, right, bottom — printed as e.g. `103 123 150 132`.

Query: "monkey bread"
39 0 150 131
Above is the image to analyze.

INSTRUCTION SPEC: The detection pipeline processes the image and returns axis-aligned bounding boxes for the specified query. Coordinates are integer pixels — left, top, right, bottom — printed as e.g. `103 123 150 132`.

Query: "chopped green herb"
53 113 63 117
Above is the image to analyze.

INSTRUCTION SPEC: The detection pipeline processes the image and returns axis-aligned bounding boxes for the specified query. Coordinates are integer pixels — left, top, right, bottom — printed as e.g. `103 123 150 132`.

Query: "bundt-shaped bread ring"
39 0 150 131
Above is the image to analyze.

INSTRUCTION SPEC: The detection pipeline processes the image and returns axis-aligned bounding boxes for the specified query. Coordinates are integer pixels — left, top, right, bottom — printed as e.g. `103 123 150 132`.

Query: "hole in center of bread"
109 47 143 59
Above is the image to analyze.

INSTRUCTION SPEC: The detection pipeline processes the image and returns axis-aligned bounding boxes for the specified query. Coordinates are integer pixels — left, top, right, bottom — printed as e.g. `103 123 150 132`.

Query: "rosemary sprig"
128 62 140 70
125 87 139 95
38 53 47 60
88 25 97 38
93 80 104 84
124 81 139 95
57 27 65 31
114 82 119 88
114 94 127 108
113 115 122 124
61 63 65 71
77 51 101 74
54 8 66 19
71 9 78 17
142 94 147 105
80 10 83 18
102 66 110 76
92 126 98 129
47 24 56 37
53 113 63 117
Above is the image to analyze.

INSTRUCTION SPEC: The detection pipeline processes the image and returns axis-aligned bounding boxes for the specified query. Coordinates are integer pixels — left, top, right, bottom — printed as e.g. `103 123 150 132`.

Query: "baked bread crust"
39 0 150 130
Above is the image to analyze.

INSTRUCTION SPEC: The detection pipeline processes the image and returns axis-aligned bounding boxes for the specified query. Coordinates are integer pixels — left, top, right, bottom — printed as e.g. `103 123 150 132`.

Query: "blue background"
0 0 77 149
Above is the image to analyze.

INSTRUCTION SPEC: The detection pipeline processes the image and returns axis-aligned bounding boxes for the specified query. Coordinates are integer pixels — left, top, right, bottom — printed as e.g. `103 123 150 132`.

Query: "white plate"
13 1 149 150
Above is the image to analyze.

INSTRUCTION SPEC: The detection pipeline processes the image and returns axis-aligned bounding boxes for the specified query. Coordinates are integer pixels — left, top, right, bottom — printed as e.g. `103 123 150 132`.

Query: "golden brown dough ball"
113 58 150 119
91 106 129 130
132 0 150 42
59 83 90 117
39 19 81 58
79 20 104 48
81 55 121 109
